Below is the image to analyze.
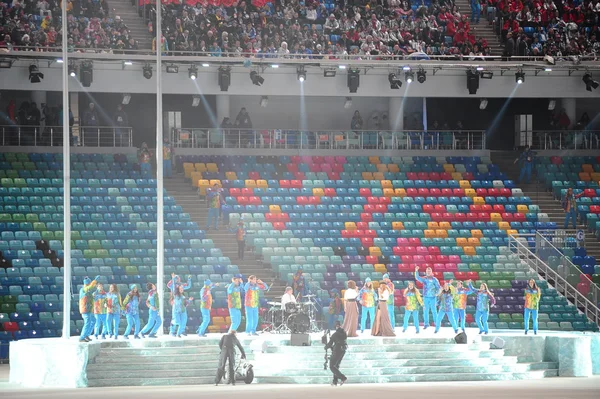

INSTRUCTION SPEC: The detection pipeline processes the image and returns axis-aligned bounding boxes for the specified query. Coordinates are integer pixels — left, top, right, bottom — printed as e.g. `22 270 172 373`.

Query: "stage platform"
9 328 600 388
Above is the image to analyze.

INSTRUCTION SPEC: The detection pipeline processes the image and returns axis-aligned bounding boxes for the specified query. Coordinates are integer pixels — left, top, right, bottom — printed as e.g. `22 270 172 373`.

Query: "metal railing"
0 125 133 147
171 128 486 151
508 232 599 327
528 130 600 150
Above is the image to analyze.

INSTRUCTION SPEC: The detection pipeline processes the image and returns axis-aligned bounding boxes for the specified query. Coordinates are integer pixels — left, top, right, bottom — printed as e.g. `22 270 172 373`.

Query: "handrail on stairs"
508 233 600 327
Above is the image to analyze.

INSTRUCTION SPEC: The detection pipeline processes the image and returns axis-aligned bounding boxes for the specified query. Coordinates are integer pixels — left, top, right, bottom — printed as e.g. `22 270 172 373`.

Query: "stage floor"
1 365 599 399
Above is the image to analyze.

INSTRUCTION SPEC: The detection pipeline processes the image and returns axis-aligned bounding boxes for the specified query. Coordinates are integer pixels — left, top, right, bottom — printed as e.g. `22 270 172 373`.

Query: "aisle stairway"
454 0 503 56
110 0 152 50
163 177 287 302
492 151 600 260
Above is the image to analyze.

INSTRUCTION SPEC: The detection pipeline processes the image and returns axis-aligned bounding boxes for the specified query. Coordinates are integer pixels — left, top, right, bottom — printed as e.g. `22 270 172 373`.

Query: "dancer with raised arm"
198 279 218 337
524 279 542 335
106 283 123 340
244 275 267 336
371 281 396 336
167 273 192 292
452 280 476 332
358 277 377 333
93 283 108 340
403 281 423 333
468 281 496 334
341 280 359 338
434 281 458 334
123 284 141 339
227 274 244 332
78 275 99 342
414 266 440 329
170 285 194 338
140 282 161 338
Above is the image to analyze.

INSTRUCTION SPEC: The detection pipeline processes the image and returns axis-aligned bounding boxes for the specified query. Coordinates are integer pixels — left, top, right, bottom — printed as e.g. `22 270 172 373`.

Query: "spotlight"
403 66 411 71
28 64 44 83
582 73 599 92
388 73 402 89
202 63 210 68
123 61 133 66
297 66 306 82
466 69 480 95
68 64 76 77
188 65 198 80
56 59 63 64
405 71 414 83
166 64 179 73
417 68 427 84
143 64 153 79
122 94 131 105
344 97 352 109
347 69 360 93
548 100 556 110
481 71 494 79
218 67 231 92
515 71 525 84
338 65 347 70
80 62 93 87
250 70 264 86
271 64 279 68
479 99 488 110
192 96 201 107
260 96 268 108
324 67 337 77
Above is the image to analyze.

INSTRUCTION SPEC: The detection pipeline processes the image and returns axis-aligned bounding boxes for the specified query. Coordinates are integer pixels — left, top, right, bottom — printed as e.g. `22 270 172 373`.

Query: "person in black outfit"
215 330 246 386
0 251 11 269
325 321 348 386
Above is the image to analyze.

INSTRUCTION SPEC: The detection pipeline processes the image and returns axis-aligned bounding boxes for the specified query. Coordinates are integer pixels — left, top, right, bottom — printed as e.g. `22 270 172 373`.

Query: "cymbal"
303 301 315 305
303 294 316 298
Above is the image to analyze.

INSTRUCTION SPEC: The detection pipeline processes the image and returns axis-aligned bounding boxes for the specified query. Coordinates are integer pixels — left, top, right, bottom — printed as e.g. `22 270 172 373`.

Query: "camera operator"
215 330 246 386
324 321 348 386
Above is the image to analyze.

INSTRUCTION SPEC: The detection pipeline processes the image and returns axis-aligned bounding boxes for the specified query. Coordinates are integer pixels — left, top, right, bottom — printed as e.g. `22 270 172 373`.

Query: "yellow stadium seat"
373 172 384 180
591 173 600 182
362 172 373 180
517 205 529 213
439 222 451 230
195 163 207 172
392 221 404 230
456 237 468 247
374 264 387 273
206 163 218 172
369 156 381 164
388 164 400 173
313 188 325 197
427 222 439 229
394 188 407 197
498 222 510 230
369 247 382 256
471 229 483 238
376 164 388 173
579 172 591 181
183 163 195 178
459 180 471 189
463 246 476 255
345 222 357 231
435 229 448 238
245 180 257 188
424 229 436 238
198 180 210 196
381 180 392 189
269 205 281 214
467 237 480 247
213 317 225 326
190 172 203 187
582 164 593 173
383 188 395 197
490 213 502 222
209 179 222 188
464 189 476 198
257 180 268 188
443 164 455 173
506 229 518 236
226 171 237 180
472 196 484 205
452 172 464 180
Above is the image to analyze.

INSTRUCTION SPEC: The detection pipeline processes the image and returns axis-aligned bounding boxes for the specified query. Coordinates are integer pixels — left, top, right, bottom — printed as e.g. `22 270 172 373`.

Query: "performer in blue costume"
140 282 161 338
414 266 440 329
198 279 219 337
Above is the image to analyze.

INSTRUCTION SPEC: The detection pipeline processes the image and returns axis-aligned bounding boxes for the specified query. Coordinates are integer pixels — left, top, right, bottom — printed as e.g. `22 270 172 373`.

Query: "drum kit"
264 294 321 334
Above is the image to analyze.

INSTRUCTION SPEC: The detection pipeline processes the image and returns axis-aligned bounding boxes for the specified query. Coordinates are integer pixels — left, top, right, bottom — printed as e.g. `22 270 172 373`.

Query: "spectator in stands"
514 145 535 184
351 111 363 131
82 102 99 146
235 107 252 147
206 183 225 231
562 187 585 229
0 251 12 269
235 220 247 260
162 137 173 178
113 104 129 147
138 142 152 174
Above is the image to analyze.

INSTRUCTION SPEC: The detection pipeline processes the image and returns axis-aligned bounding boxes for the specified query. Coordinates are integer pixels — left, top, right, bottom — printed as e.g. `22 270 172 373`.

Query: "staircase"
252 335 558 383
110 0 152 50
454 0 503 56
492 151 600 260
163 178 287 302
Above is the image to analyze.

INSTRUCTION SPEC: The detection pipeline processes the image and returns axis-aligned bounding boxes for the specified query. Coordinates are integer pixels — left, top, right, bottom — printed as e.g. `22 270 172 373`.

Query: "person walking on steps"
206 183 225 231
434 281 459 334
227 274 244 332
93 283 109 339
140 282 161 338
562 187 584 229
452 280 476 332
215 330 246 386
198 279 219 337
325 321 348 386
358 277 377 333
414 266 440 329
402 281 423 333
106 284 123 339
234 220 247 260
468 281 496 335
79 275 99 342
123 284 142 339
514 145 535 184
524 279 541 335
244 275 267 335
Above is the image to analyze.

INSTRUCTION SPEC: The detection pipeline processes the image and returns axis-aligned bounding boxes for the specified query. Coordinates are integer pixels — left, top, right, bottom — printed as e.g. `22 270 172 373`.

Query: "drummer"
281 287 296 307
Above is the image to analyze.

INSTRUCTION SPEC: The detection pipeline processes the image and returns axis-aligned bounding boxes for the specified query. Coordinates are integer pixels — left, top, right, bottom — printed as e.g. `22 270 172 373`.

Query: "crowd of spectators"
494 0 600 58
0 0 139 53
150 0 494 59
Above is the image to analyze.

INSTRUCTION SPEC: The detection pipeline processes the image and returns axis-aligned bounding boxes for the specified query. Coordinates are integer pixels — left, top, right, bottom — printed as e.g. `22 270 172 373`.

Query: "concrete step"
88 376 216 387
264 342 492 353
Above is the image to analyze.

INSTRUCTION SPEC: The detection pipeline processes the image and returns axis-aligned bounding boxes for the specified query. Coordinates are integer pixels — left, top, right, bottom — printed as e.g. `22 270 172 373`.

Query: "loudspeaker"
490 337 505 349
454 332 467 344
291 333 311 347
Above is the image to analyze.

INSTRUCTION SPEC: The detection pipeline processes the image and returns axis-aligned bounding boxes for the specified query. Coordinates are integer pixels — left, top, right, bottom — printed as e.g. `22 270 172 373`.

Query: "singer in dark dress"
215 330 246 386
325 321 348 386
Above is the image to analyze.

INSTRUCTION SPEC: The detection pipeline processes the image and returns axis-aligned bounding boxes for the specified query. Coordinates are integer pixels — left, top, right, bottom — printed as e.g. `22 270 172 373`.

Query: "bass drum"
287 313 310 334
